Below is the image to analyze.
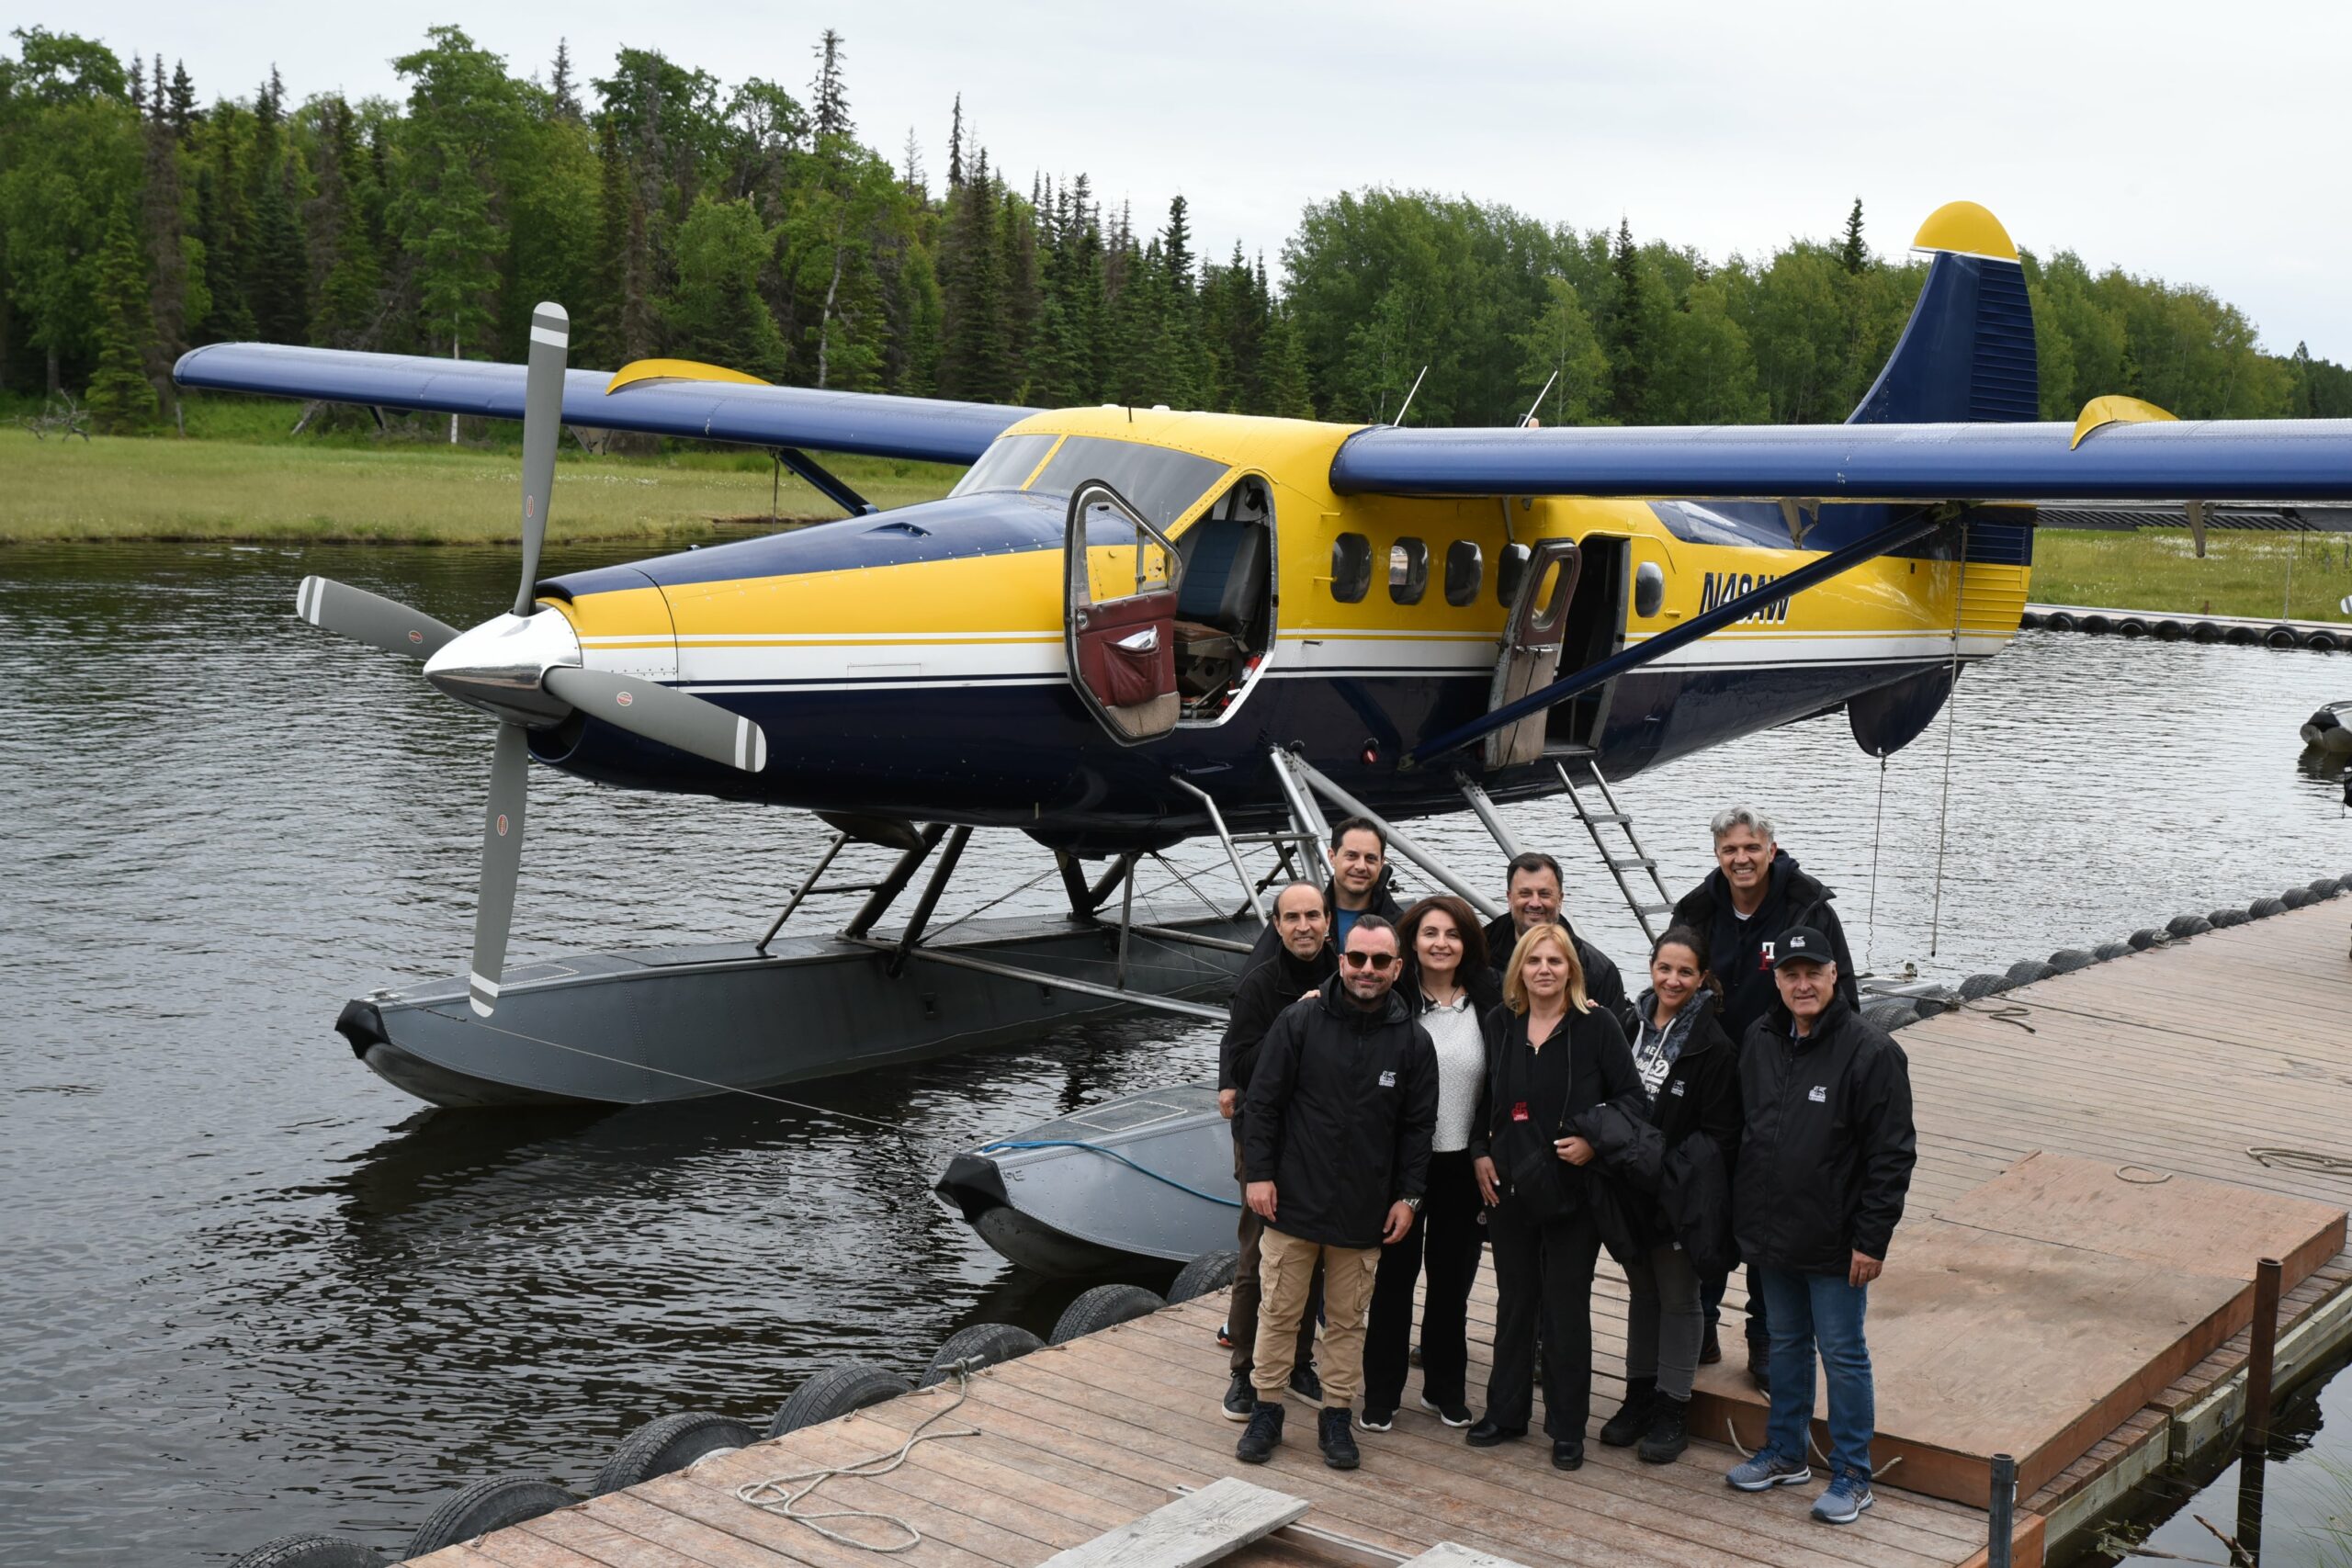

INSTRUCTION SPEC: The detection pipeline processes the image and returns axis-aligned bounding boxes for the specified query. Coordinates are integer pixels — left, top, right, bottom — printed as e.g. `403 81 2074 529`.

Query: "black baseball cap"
1772 927 1834 969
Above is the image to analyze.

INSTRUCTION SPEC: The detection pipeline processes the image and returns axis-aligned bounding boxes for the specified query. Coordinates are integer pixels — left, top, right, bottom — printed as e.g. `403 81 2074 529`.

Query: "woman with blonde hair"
1464 922 1642 1471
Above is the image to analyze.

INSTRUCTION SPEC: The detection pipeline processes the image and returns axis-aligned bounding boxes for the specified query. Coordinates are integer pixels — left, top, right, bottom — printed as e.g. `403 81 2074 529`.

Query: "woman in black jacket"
1589 926 1743 1464
1465 922 1643 1471
1359 896 1504 1432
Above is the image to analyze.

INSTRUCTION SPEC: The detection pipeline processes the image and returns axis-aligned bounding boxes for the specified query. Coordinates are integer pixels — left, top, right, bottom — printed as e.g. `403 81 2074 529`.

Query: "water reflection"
2 543 2349 1562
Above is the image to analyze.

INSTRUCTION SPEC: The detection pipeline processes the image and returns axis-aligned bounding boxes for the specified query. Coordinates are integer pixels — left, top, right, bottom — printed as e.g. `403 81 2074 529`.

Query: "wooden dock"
410 896 2352 1568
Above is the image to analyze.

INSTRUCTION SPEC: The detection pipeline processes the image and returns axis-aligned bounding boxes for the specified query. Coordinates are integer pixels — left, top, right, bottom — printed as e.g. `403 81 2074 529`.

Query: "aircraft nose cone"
423 609 582 726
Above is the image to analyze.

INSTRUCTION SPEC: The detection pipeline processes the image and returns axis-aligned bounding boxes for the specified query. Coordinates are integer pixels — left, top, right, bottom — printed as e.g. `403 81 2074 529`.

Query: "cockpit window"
1026 435 1229 530
947 432 1059 496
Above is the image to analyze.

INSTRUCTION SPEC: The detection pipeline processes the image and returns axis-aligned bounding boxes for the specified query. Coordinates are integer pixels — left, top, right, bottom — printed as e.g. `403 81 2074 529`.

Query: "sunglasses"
1340 950 1396 971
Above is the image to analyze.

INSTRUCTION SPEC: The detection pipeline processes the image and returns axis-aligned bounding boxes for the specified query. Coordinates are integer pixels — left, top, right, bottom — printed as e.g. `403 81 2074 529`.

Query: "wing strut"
1404 506 1958 769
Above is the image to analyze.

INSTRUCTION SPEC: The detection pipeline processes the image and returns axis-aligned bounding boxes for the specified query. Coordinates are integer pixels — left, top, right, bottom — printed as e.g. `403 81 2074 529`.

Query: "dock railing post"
2236 1255 2284 1558
1986 1451 2016 1568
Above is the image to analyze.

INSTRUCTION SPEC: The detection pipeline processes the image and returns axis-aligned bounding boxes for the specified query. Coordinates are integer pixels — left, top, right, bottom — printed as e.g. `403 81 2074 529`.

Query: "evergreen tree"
390 28 516 362
309 97 379 346
1162 193 1193 293
246 69 310 344
662 195 787 378
193 106 255 343
812 30 850 140
86 207 158 429
1838 197 1866 276
583 116 654 366
139 78 196 416
166 61 195 141
937 150 1006 399
1261 305 1314 418
1604 218 1655 423
548 39 580 120
945 94 962 187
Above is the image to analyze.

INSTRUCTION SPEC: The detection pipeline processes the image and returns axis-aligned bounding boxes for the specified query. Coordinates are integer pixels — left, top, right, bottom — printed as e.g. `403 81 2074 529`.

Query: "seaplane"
177 201 2352 1117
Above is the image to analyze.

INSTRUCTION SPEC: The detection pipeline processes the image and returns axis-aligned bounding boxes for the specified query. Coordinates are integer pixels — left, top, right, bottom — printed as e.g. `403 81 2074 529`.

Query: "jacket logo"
1669 1080 1688 1097
1378 1069 1396 1088
1808 1085 1827 1102
1758 941 1775 970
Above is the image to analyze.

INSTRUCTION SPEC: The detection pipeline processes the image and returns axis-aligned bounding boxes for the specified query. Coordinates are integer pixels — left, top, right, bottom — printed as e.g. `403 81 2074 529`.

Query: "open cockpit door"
1484 537 1581 769
1066 479 1182 744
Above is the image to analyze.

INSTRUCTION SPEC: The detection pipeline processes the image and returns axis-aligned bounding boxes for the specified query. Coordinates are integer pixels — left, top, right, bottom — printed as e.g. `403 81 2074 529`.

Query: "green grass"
0 411 961 544
2031 528 2352 622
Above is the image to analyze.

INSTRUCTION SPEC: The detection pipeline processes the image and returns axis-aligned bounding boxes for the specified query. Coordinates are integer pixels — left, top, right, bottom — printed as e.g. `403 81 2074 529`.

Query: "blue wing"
172 344 1034 465
1329 419 2352 504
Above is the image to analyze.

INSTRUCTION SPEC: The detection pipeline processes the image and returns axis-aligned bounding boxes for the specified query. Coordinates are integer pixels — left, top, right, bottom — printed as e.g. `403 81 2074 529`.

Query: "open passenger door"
1066 479 1182 744
1484 536 1580 769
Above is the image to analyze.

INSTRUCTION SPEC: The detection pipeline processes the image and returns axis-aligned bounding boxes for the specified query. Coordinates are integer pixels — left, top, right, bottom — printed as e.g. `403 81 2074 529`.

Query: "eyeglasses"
1340 951 1396 971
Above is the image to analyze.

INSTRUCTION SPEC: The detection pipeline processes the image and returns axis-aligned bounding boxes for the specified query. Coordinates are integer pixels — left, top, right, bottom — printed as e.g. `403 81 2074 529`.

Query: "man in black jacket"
1241 817 1404 971
1215 881 1336 1418
1480 851 1625 1016
1672 805 1858 1382
1238 916 1439 1472
1724 927 1916 1528
1670 807 1859 1039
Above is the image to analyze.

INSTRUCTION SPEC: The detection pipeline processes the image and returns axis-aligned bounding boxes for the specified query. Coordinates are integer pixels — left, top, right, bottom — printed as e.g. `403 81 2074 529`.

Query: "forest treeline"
6 23 2350 436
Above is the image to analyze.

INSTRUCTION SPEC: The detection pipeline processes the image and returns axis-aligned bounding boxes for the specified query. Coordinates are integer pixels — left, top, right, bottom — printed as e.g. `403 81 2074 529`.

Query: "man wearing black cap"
1724 926 1915 1529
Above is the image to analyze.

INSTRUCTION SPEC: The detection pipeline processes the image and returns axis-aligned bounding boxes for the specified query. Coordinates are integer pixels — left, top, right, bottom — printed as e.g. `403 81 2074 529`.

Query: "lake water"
2 542 2347 1564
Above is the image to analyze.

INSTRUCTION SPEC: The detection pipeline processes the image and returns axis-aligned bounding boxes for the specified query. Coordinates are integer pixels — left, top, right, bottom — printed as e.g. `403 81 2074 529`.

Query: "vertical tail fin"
1849 201 2038 425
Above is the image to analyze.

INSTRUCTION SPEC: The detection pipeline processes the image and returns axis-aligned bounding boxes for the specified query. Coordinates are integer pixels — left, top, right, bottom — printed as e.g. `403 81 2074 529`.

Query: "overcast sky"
50 1 2352 362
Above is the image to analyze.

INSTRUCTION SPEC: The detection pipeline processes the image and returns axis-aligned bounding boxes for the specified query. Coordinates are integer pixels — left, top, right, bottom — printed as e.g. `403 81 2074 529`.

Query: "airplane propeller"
289 301 768 1018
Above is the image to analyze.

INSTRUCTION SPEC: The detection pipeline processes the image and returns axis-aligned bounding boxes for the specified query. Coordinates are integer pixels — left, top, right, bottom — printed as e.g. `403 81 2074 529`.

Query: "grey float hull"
334 908 1252 1109
934 1083 1239 1275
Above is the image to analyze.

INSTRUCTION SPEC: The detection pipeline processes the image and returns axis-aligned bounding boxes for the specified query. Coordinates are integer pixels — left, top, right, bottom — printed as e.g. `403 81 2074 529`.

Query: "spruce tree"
166 61 196 141
945 94 963 187
140 79 194 419
812 30 850 140
1162 193 1193 293
1604 218 1653 423
194 108 256 343
87 209 159 431
1262 306 1314 418
310 98 379 346
1838 198 1867 276
246 70 309 344
548 39 581 119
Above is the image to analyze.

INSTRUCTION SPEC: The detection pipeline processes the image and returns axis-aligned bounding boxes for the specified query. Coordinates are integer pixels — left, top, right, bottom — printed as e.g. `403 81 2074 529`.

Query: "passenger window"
1388 537 1429 604
1330 533 1372 604
1497 542 1532 606
1444 540 1481 606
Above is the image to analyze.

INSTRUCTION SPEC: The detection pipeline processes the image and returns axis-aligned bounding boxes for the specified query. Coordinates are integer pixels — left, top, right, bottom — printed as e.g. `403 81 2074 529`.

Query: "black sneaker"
1637 1393 1690 1465
1465 1417 1524 1447
1746 1336 1772 1395
1418 1394 1472 1427
1221 1371 1254 1421
1287 1360 1323 1406
1599 1376 1655 1448
1216 1321 1232 1349
1235 1401 1283 1463
1318 1407 1361 1470
1356 1406 1394 1432
1699 1322 1722 1365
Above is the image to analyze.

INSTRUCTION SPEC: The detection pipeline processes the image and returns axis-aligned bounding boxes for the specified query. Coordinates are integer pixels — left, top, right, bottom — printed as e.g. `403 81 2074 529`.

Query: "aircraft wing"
173 344 1034 465
1329 419 2352 502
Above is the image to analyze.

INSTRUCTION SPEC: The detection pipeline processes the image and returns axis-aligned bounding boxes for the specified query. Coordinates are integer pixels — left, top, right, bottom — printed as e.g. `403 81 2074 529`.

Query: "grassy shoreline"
8 426 2350 623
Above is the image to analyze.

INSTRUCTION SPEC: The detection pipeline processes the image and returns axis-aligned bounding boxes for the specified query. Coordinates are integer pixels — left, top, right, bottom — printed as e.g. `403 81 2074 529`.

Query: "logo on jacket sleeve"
1378 1069 1396 1088
1808 1085 1828 1102
1669 1080 1688 1097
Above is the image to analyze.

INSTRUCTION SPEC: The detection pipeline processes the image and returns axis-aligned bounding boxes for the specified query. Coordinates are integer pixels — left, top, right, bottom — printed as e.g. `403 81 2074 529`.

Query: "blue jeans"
1753 1265 1875 1482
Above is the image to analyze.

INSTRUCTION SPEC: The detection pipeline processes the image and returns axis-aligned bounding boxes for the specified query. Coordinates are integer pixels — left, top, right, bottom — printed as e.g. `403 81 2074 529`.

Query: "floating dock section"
410 897 2352 1568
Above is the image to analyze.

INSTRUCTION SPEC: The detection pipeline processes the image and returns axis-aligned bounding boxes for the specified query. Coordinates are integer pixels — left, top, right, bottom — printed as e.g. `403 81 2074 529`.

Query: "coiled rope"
734 1362 982 1551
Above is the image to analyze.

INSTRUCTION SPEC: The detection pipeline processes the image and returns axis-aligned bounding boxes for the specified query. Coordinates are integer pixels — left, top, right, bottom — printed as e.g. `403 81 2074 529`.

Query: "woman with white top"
1356 895 1500 1432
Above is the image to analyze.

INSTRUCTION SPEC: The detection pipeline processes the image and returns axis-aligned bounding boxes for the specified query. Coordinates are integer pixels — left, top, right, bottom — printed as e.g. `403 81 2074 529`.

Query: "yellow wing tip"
2071 394 2177 449
605 357 772 395
1912 201 2018 262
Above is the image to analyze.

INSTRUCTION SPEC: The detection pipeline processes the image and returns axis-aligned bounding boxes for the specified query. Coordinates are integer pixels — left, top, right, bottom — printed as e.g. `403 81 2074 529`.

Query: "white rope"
734 1364 982 1552
1865 752 1887 972
1927 525 1968 957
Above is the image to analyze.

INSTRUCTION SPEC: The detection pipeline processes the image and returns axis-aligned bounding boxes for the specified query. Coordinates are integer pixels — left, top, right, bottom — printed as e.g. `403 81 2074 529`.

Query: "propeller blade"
295 576 459 660
468 721 530 1018
543 666 768 773
514 301 568 615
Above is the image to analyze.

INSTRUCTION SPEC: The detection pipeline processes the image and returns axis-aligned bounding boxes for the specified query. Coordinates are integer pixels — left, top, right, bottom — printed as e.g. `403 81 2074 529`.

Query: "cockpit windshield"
947 431 1230 531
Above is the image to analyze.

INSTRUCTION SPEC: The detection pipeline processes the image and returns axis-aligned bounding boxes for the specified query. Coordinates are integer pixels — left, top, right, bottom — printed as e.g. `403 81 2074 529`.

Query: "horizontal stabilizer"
174 344 1032 465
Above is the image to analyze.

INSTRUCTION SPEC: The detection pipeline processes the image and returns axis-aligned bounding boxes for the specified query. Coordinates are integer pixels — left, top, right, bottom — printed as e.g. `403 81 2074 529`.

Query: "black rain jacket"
1467 1001 1643 1224
1241 865 1406 972
1576 993 1743 1272
1733 997 1917 1274
1241 975 1439 1249
1481 912 1627 1019
1217 941 1340 1143
1671 849 1860 1039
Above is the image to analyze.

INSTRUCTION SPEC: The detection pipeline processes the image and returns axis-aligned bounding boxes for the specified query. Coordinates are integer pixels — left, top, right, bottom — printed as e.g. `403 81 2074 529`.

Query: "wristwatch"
1401 1196 1422 1213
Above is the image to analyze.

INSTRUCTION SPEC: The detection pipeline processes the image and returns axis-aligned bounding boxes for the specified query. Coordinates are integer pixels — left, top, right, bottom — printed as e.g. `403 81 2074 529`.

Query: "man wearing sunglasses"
1237 917 1439 1472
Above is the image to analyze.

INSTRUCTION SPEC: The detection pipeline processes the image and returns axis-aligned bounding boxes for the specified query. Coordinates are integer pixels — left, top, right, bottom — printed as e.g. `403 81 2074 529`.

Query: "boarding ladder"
1555 754 1676 944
